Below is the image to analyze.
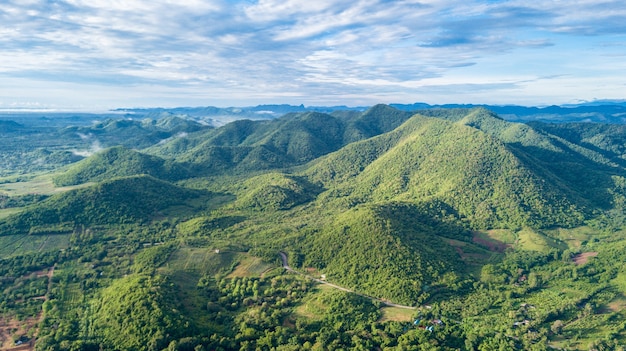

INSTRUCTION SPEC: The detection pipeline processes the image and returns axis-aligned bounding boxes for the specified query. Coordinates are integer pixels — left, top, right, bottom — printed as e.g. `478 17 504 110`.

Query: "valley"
1 105 626 350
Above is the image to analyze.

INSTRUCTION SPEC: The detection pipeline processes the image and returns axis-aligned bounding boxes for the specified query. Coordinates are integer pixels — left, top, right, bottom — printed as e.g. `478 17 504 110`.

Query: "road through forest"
278 252 416 310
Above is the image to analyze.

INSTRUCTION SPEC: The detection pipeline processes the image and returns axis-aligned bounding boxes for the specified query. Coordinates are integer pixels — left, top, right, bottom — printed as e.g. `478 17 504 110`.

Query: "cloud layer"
1 0 626 108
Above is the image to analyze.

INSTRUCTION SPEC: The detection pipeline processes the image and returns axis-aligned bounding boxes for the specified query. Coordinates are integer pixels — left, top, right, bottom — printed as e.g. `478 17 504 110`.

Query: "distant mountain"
61 115 210 150
0 120 25 133
391 102 626 123
114 101 626 125
148 105 416 176
114 104 368 128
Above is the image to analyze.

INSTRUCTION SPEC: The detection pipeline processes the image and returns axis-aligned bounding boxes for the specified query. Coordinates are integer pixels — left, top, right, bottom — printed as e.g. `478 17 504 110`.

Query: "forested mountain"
2 105 626 350
302 203 464 305
146 105 414 176
305 110 599 229
53 146 191 186
0 175 213 233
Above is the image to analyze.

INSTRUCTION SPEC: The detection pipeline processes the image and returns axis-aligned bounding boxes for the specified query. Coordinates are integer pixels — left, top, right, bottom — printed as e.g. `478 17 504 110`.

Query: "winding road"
279 252 416 310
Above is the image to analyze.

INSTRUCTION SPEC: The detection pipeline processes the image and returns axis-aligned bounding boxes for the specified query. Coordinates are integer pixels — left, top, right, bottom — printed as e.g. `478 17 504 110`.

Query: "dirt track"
279 252 416 310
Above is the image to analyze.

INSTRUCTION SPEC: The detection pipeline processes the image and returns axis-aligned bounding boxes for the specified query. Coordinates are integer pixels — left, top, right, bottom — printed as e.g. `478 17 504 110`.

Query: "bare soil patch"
0 266 54 350
0 317 36 351
572 252 598 265
472 232 510 253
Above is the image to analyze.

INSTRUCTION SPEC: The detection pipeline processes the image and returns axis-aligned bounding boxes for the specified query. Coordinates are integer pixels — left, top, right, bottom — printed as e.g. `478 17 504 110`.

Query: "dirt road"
279 252 415 309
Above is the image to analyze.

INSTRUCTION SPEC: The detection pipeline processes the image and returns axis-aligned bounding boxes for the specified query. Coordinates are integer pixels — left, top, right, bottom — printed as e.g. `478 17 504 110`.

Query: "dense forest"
1 105 626 350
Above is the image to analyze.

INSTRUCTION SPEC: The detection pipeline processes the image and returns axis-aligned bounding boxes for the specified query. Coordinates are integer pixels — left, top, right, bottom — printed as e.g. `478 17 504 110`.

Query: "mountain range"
2 103 626 350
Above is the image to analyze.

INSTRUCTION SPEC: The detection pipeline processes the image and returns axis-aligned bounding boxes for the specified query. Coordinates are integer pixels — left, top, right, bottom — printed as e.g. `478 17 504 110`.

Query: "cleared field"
542 226 607 249
445 238 497 276
0 175 89 196
293 285 333 321
517 228 567 252
0 207 22 220
228 255 275 278
166 247 239 275
379 306 415 322
0 234 70 259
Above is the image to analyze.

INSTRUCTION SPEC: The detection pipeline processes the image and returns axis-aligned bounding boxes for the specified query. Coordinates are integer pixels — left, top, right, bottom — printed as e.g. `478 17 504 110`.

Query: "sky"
1 0 626 110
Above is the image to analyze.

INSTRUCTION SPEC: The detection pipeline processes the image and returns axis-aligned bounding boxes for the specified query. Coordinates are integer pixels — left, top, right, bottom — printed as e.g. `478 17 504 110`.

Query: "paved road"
279 252 416 310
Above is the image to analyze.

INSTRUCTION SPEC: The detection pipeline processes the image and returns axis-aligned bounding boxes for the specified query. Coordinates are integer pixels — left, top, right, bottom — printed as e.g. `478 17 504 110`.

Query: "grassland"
0 234 70 259
0 174 90 196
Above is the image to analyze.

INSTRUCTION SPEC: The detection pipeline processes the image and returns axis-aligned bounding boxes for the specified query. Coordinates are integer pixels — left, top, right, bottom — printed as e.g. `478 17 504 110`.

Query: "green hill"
342 104 414 142
0 175 212 234
85 274 188 351
231 172 322 211
305 111 589 229
451 109 623 209
148 106 418 176
53 146 190 186
300 203 463 305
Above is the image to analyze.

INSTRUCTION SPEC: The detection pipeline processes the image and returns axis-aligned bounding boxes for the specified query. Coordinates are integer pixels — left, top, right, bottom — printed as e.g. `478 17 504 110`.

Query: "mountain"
304 109 612 229
0 120 25 133
301 203 464 305
391 102 626 123
0 175 213 233
53 146 191 186
230 173 321 211
148 105 416 177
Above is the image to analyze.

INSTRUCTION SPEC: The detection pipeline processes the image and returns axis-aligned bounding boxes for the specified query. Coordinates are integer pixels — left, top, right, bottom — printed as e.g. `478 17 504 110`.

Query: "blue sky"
1 0 626 109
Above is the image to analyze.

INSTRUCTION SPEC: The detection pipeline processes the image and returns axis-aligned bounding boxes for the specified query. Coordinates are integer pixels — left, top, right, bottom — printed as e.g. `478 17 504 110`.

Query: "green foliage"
302 203 463 305
306 110 590 229
53 146 190 186
0 175 213 234
132 243 176 274
230 172 322 211
4 105 626 350
87 274 189 351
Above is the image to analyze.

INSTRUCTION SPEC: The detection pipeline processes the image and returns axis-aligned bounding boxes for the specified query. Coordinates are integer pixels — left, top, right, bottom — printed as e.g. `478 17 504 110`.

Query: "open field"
379 306 415 322
0 235 70 259
227 255 275 278
165 246 239 275
517 228 567 252
293 285 333 321
542 226 610 249
0 175 89 196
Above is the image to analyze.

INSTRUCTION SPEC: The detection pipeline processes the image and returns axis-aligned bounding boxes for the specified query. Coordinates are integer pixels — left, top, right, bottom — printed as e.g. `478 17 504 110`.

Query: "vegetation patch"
379 306 415 322
227 255 275 278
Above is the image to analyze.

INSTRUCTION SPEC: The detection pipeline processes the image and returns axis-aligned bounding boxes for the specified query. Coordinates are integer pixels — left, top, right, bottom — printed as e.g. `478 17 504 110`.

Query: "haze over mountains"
112 100 626 125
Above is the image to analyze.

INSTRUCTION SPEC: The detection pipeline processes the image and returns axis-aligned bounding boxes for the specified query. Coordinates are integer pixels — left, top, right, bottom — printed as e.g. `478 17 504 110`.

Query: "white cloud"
1 0 626 108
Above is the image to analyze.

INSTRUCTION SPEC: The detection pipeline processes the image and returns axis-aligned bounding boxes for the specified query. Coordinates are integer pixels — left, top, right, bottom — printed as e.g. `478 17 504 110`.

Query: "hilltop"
53 146 191 186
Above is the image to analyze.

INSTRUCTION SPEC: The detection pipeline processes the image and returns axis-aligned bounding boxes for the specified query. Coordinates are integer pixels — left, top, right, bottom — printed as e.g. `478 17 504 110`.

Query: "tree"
550 320 564 335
